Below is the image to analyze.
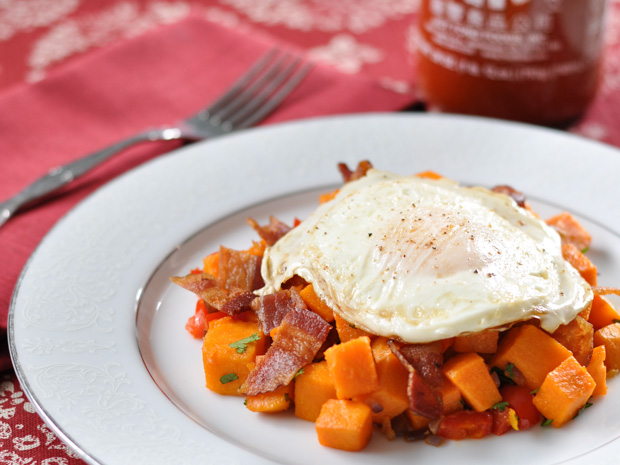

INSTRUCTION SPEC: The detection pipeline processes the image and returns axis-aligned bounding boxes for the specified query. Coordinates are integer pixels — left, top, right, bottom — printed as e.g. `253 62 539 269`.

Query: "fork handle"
0 127 180 227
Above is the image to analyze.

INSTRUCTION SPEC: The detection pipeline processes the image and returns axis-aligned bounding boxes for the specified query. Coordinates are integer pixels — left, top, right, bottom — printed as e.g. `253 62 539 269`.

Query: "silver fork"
0 49 312 229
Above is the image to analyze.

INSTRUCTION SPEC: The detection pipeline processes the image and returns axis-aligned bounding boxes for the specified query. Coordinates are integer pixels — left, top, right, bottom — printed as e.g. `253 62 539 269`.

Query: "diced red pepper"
500 385 541 430
185 300 228 338
206 311 228 323
492 408 513 436
437 410 493 440
185 299 208 338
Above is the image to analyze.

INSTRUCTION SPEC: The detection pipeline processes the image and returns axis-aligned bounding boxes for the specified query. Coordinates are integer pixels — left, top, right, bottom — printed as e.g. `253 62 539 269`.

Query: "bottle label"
418 0 606 82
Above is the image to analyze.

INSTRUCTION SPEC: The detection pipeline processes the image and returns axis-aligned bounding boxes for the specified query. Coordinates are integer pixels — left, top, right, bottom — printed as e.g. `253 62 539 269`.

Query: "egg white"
259 169 593 343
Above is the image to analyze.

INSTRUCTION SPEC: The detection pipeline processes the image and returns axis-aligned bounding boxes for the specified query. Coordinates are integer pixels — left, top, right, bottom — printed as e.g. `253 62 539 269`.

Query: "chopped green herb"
505 363 515 380
293 368 305 379
229 333 260 354
578 402 593 416
284 393 291 402
492 401 510 412
244 398 247 405
581 247 590 254
613 319 620 324
530 388 539 395
541 418 554 427
220 373 239 384
349 323 357 329
491 366 515 386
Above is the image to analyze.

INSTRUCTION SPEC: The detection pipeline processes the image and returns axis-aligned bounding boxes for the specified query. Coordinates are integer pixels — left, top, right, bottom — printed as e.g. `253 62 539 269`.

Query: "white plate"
9 113 620 465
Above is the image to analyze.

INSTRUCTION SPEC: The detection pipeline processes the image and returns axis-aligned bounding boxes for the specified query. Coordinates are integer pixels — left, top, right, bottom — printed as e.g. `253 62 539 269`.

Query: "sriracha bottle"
415 0 607 126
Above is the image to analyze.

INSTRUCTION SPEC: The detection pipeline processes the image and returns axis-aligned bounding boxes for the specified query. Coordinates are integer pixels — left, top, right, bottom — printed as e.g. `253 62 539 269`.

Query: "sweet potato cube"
546 212 592 251
325 336 378 399
491 324 572 390
299 284 335 323
532 356 596 428
405 410 430 431
319 189 339 204
440 377 464 415
453 330 499 354
588 295 620 331
245 383 293 413
444 352 501 412
333 313 372 343
551 316 593 366
315 399 373 451
371 337 393 363
202 317 267 395
587 345 607 396
294 361 337 422
578 300 592 321
593 323 620 370
202 251 220 278
562 243 597 286
416 170 443 180
441 338 455 352
357 352 409 423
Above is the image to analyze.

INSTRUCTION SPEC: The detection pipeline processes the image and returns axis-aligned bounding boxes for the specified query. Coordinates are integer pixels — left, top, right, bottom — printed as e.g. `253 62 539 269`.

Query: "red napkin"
0 15 415 370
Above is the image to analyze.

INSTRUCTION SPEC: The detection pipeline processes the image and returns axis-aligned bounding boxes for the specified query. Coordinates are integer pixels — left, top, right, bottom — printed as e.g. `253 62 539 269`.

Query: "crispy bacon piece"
389 340 444 419
409 371 443 419
314 326 340 361
170 272 255 316
241 306 331 396
281 275 309 289
393 341 444 388
218 246 264 291
491 185 526 208
251 288 306 334
593 286 620 296
170 272 224 305
247 216 292 246
170 272 217 294
338 160 373 183
220 290 256 315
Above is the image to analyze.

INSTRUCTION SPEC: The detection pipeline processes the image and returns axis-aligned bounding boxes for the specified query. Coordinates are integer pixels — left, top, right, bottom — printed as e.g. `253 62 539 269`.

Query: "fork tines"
202 49 312 132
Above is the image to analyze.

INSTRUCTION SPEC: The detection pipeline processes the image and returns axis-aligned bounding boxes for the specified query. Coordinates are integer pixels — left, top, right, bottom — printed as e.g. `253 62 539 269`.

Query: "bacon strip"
251 288 306 334
220 290 256 315
389 340 444 419
170 272 255 315
315 325 339 361
247 216 292 246
170 271 217 293
338 160 373 183
241 306 331 395
491 185 527 208
593 286 620 296
396 341 444 388
218 246 264 291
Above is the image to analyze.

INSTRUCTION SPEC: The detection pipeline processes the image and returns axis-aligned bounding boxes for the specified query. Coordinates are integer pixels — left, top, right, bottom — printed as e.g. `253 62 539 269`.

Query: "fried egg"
259 169 593 343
